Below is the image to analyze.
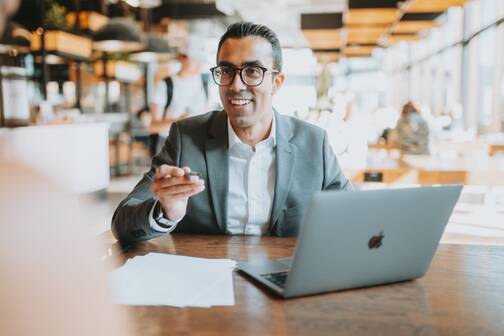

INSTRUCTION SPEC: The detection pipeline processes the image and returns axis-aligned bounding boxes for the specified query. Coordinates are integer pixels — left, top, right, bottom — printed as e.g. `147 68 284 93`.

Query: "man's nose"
230 70 247 91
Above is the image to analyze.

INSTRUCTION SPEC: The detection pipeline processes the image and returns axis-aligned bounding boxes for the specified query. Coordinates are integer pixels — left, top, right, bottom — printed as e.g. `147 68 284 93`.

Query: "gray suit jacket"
112 110 353 244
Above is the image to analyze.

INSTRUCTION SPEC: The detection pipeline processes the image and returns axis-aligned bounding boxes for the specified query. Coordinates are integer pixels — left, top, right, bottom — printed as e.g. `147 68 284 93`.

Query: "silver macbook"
237 185 462 298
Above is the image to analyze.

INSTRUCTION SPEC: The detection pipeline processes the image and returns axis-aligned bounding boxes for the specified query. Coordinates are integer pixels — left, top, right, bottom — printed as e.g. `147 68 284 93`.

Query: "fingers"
154 165 196 180
154 173 202 190
150 164 204 220
152 165 204 199
154 180 204 196
154 165 185 180
169 184 205 198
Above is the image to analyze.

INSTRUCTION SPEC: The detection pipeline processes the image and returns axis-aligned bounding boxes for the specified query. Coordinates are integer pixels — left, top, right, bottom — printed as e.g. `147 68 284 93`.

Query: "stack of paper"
109 253 236 307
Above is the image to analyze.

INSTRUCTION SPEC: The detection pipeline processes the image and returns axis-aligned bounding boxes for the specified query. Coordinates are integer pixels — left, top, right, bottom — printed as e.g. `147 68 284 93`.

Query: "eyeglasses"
210 65 279 87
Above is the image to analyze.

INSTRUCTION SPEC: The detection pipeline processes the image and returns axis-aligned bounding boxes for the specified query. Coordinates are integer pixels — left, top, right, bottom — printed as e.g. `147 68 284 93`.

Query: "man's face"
217 36 284 129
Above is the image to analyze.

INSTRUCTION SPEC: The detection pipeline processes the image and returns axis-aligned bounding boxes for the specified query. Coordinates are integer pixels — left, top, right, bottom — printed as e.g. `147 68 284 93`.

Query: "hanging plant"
45 0 68 31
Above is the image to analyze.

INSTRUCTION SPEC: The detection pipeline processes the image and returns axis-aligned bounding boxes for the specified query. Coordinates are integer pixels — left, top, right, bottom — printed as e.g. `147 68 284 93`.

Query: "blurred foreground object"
0 158 131 336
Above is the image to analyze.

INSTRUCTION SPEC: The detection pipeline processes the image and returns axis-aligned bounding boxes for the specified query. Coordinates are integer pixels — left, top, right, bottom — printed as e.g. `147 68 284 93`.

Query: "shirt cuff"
148 200 181 233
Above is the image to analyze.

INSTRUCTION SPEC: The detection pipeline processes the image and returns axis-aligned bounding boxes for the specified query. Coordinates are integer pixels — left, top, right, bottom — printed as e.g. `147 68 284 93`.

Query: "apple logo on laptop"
368 231 384 249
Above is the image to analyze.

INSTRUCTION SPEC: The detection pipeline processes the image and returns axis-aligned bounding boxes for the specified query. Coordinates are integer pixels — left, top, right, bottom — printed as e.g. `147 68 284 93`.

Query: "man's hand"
151 165 205 221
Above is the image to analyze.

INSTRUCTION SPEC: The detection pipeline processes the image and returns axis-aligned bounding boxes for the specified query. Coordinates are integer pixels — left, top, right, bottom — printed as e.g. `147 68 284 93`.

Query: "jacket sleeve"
322 131 354 191
111 123 182 245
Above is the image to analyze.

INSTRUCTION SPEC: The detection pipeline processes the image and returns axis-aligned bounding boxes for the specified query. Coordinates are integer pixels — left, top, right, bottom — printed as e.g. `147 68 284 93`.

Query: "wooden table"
350 152 504 185
111 234 504 336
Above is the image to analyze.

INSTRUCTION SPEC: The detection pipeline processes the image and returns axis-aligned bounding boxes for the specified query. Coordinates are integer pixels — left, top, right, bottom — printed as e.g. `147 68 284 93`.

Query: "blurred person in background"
0 1 130 334
151 53 207 123
146 39 208 156
395 101 430 155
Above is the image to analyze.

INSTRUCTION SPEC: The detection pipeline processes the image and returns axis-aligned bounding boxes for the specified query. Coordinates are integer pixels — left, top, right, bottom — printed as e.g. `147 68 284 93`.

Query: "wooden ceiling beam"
345 8 401 25
303 29 344 49
344 44 377 57
347 29 386 44
393 20 441 33
404 0 470 13
384 33 422 44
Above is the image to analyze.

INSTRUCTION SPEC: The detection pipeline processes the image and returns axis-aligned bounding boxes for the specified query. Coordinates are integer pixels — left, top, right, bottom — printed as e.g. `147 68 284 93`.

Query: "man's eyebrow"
217 61 235 66
243 60 264 67
217 60 265 67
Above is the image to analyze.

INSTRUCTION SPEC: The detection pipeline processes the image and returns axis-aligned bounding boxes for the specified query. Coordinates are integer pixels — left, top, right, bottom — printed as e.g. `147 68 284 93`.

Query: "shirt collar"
227 114 276 150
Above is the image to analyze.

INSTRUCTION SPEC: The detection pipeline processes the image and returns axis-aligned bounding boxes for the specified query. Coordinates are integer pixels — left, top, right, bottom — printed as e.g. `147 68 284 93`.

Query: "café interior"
1 0 504 334
2 0 503 243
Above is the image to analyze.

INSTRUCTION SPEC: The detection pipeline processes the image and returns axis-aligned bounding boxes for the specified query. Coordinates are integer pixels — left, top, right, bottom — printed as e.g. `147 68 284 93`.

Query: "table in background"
0 122 109 193
110 234 504 336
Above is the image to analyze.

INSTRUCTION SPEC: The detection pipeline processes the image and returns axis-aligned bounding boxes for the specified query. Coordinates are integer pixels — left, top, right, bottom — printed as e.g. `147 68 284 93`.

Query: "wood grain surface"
108 234 504 336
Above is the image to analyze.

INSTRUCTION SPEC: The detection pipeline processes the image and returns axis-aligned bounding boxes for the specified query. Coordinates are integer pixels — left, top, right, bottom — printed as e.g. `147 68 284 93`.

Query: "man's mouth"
229 98 252 106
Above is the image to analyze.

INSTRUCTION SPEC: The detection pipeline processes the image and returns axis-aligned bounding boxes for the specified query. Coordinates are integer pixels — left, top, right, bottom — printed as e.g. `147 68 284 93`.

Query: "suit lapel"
205 111 229 233
270 111 297 232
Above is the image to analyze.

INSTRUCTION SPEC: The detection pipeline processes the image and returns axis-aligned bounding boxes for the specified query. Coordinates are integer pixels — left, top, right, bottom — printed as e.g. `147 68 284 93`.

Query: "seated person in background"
395 101 430 155
112 22 353 245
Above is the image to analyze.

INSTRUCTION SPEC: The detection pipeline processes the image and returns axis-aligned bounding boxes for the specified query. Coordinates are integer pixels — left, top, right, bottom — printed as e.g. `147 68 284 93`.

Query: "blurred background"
1 0 503 244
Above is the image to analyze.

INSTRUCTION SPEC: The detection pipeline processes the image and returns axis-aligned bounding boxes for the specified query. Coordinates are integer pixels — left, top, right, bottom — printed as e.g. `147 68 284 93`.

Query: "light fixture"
34 54 66 65
93 18 145 52
123 0 161 8
129 34 174 63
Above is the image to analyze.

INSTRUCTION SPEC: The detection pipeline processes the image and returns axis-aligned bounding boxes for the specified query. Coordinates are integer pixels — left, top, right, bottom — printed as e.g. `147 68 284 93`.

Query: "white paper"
109 253 236 307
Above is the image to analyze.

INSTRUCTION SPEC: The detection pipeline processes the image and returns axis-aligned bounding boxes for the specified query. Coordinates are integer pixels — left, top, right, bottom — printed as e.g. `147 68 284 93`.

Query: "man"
147 46 208 155
151 50 207 124
112 22 353 244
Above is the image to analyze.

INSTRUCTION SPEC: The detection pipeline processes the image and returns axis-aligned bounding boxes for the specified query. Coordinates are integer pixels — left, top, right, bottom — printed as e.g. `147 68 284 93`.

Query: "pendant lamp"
93 17 144 52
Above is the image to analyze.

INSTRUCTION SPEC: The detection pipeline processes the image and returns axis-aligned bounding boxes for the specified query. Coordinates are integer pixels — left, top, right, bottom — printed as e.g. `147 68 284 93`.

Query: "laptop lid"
283 185 462 298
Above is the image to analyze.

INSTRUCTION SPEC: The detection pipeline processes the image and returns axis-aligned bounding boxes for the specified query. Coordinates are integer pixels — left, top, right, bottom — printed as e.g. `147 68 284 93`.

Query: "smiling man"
112 22 353 244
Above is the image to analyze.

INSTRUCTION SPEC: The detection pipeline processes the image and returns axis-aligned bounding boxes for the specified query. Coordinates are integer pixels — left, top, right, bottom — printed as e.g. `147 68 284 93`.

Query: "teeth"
230 99 251 106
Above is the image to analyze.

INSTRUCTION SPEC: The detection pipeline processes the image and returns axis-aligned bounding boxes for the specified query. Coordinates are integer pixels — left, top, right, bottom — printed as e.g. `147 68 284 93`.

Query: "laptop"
237 185 462 298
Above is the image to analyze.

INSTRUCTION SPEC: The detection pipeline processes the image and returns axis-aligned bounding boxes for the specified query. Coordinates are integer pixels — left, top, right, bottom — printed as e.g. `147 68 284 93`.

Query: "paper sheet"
109 253 236 307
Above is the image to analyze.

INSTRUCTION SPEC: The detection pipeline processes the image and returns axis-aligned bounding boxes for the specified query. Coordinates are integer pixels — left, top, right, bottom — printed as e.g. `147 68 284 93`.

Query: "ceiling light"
93 18 145 52
130 34 174 63
124 0 162 9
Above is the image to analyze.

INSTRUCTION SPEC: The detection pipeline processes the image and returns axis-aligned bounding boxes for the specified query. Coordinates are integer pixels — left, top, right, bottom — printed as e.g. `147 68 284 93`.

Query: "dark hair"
217 22 283 71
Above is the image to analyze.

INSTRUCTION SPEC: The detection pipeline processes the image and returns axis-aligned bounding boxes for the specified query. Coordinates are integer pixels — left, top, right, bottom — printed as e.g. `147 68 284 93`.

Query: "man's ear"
271 72 285 96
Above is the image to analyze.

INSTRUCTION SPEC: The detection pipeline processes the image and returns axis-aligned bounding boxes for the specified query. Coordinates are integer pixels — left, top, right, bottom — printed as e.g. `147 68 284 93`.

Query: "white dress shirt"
149 116 277 236
226 117 276 235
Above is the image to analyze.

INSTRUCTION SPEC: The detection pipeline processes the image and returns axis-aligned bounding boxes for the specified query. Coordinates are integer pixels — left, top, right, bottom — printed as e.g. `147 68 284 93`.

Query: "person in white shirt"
151 53 207 124
112 22 353 244
146 51 208 155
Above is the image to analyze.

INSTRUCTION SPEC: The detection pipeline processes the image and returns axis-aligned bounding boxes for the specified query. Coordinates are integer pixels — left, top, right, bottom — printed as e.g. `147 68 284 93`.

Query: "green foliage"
45 0 68 31
108 52 131 61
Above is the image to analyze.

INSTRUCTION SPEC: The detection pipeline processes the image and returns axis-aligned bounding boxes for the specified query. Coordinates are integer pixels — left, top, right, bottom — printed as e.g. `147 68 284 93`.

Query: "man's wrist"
153 201 173 228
